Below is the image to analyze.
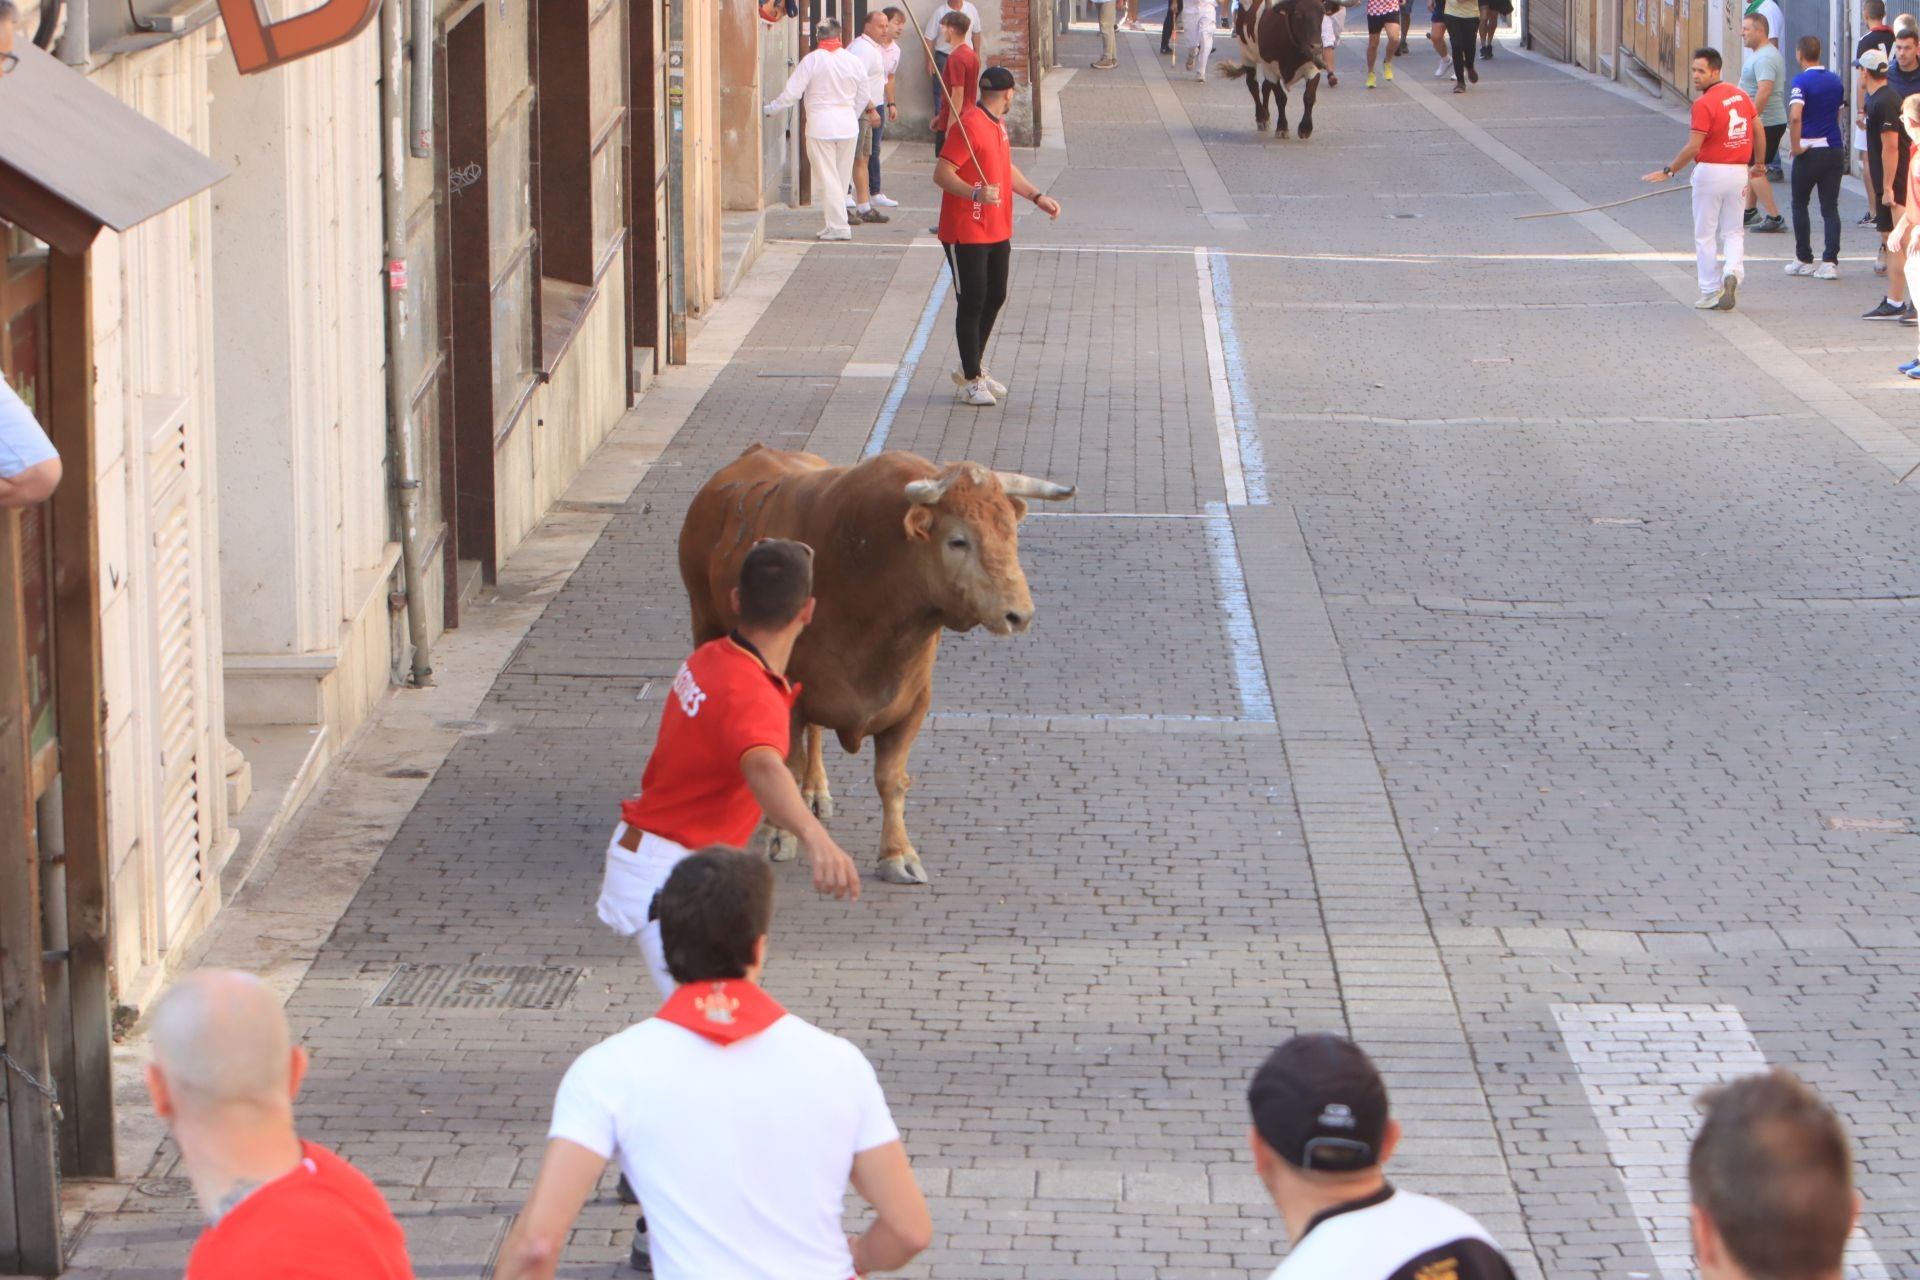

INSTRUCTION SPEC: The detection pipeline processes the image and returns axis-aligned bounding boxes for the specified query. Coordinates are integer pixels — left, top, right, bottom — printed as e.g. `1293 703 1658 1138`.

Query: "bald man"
145 969 414 1278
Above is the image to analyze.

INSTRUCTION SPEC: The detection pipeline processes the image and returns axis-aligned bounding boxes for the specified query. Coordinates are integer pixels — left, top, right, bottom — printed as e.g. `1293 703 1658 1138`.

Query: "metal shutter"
1531 0 1572 59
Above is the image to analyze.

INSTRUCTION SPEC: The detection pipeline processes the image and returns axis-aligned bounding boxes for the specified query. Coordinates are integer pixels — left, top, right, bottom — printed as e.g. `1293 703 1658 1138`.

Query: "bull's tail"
1216 60 1256 81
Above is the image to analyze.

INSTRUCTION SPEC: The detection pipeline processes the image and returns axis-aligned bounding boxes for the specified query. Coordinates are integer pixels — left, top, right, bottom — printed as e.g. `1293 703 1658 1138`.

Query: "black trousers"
1161 0 1177 52
1791 146 1843 264
1444 14 1478 81
945 239 1012 380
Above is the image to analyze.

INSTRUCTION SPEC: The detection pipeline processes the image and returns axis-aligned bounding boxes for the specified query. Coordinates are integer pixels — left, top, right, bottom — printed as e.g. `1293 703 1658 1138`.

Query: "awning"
0 40 227 254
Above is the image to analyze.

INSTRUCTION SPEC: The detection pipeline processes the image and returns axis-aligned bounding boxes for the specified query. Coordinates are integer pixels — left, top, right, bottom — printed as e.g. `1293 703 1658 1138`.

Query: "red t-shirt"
938 104 1014 245
186 1142 412 1279
621 636 801 849
933 43 978 131
1691 81 1759 165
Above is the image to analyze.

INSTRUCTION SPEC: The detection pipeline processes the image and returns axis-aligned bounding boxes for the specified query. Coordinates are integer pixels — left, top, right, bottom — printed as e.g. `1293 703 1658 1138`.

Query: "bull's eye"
948 536 970 551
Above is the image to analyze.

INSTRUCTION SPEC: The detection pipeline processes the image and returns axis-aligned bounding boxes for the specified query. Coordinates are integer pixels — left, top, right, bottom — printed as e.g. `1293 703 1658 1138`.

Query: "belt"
617 824 644 853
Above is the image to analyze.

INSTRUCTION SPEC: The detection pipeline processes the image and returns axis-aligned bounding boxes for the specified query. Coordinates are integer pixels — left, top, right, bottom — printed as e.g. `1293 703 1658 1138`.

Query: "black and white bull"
1220 0 1361 139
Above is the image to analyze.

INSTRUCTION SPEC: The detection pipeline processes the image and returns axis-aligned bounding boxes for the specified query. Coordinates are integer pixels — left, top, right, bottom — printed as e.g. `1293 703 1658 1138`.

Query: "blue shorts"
1428 1 1442 21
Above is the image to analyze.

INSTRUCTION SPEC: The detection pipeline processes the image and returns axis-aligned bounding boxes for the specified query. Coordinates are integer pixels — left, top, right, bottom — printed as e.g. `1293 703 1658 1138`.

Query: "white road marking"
1204 502 1276 723
1553 1003 1891 1280
1197 248 1251 508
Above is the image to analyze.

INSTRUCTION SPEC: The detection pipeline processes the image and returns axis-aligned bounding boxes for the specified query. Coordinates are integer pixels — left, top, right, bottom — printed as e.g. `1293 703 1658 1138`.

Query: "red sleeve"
938 118 977 176
1689 93 1712 134
726 686 793 765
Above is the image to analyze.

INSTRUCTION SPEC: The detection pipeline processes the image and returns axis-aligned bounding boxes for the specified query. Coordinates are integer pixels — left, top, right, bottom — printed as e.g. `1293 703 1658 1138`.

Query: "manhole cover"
1822 815 1910 833
371 963 582 1010
134 1178 193 1198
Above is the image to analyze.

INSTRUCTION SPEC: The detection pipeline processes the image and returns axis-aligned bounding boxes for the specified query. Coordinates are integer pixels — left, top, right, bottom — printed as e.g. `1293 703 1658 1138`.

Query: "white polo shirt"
548 1012 901 1280
1266 1187 1516 1280
925 1 983 53
849 34 888 117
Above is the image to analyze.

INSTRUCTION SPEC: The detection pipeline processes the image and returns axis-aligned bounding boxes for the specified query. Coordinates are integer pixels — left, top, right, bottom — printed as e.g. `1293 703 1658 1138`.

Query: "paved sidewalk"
26 21 1920 1280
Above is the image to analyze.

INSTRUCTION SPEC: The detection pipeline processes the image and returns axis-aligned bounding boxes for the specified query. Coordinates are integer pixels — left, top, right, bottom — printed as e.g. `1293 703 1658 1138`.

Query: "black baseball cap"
979 65 1017 92
1247 1034 1390 1172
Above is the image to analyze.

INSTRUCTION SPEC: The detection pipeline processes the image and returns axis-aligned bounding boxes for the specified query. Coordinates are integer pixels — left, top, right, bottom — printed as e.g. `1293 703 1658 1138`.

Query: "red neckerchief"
655 980 786 1046
817 37 843 50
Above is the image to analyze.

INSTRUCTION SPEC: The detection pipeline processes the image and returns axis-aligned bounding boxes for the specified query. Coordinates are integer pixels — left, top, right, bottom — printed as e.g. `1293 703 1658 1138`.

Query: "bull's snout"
1005 608 1033 633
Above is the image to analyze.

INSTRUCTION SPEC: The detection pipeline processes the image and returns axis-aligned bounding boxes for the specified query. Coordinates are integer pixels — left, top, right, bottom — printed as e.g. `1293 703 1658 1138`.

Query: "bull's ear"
1007 496 1029 523
904 506 936 541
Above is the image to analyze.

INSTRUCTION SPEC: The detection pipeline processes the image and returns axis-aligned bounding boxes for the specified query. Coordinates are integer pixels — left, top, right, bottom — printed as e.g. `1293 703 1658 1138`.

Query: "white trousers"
596 823 693 1000
807 134 857 234
1181 4 1214 70
1691 162 1748 296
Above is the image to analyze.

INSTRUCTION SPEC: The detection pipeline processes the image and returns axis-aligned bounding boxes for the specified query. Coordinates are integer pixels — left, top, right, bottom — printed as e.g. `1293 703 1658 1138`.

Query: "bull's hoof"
1276 128 1290 140
877 852 930 886
1298 129 1312 141
804 786 834 820
767 828 800 863
1256 119 1269 131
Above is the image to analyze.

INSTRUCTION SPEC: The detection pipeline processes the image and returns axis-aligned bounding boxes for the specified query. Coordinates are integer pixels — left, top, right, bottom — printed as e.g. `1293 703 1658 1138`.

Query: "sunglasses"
0 52 17 74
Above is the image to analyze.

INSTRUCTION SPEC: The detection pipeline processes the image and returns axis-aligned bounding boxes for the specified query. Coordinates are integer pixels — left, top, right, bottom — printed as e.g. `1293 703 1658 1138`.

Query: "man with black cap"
934 64 1062 408
1247 1033 1518 1279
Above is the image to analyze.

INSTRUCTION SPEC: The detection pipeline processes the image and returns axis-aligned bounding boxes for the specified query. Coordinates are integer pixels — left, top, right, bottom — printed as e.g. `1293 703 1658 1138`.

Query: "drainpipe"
54 0 88 65
409 0 433 158
381 0 435 686
666 0 688 364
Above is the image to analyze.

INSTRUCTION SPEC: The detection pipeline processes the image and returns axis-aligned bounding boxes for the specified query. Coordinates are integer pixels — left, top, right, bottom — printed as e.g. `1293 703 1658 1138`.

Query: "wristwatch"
1662 165 1673 177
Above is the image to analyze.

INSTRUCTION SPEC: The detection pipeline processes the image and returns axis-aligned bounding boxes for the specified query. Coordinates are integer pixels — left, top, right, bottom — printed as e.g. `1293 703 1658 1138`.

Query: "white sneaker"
957 377 997 407
818 227 852 241
1814 261 1839 280
1435 58 1450 76
871 194 899 208
1194 68 1207 80
1783 260 1816 276
1693 290 1723 309
954 369 1009 397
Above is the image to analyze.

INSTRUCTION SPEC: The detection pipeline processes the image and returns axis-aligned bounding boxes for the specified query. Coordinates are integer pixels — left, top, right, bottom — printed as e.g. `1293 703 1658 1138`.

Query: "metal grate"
370 963 582 1010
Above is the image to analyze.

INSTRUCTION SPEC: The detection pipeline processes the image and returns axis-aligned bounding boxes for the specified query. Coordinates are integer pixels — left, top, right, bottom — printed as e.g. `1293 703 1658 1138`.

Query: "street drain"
1387 212 1422 219
371 963 582 1010
1590 516 1647 526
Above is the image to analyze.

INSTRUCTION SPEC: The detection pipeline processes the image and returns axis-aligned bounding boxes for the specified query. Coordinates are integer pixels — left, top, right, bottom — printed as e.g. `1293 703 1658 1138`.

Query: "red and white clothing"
937 102 1013 244
1364 0 1398 16
601 636 799 997
765 44 875 237
185 1142 413 1279
1686 81 1757 296
547 984 901 1280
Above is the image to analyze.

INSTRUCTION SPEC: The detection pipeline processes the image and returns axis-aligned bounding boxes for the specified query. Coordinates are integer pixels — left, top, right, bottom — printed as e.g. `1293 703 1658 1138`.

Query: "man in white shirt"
763 19 877 242
1247 1034 1518 1280
867 7 908 208
924 0 983 75
0 375 60 509
496 847 933 1280
849 10 893 223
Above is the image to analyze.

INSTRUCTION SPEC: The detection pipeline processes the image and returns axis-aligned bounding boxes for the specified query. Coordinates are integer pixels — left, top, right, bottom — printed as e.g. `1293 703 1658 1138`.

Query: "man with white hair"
763 19 876 242
145 969 414 1277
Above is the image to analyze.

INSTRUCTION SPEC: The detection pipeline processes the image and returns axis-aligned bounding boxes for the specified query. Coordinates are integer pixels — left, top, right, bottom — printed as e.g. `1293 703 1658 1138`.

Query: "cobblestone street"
32 21 1920 1279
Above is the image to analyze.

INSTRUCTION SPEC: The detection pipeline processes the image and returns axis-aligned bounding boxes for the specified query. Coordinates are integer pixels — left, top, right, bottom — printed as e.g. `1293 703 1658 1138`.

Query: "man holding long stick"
1643 46 1761 311
934 65 1062 407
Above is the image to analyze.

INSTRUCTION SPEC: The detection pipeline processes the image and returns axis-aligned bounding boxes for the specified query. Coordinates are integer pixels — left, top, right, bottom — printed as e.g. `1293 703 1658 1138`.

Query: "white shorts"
597 823 692 999
1322 13 1341 41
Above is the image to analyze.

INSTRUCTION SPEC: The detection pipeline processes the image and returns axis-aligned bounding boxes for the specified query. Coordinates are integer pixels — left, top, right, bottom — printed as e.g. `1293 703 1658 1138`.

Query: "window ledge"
539 277 599 379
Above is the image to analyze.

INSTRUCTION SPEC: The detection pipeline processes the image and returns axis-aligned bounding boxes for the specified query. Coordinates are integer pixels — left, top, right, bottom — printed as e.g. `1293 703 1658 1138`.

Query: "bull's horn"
905 474 956 505
994 471 1077 501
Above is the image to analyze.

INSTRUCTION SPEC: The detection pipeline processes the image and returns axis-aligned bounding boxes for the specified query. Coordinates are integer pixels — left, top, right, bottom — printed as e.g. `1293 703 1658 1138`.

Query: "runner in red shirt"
934 65 1062 408
1644 46 1761 309
144 970 415 1280
597 539 859 1002
931 14 977 154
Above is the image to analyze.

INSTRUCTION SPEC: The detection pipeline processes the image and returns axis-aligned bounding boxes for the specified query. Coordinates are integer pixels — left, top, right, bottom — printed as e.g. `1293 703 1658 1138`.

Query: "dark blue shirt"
1888 54 1920 104
1789 66 1845 149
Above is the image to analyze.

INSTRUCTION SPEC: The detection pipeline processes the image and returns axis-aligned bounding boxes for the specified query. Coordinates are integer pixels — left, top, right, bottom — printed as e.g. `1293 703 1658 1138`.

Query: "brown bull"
679 446 1074 885
1220 0 1359 138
